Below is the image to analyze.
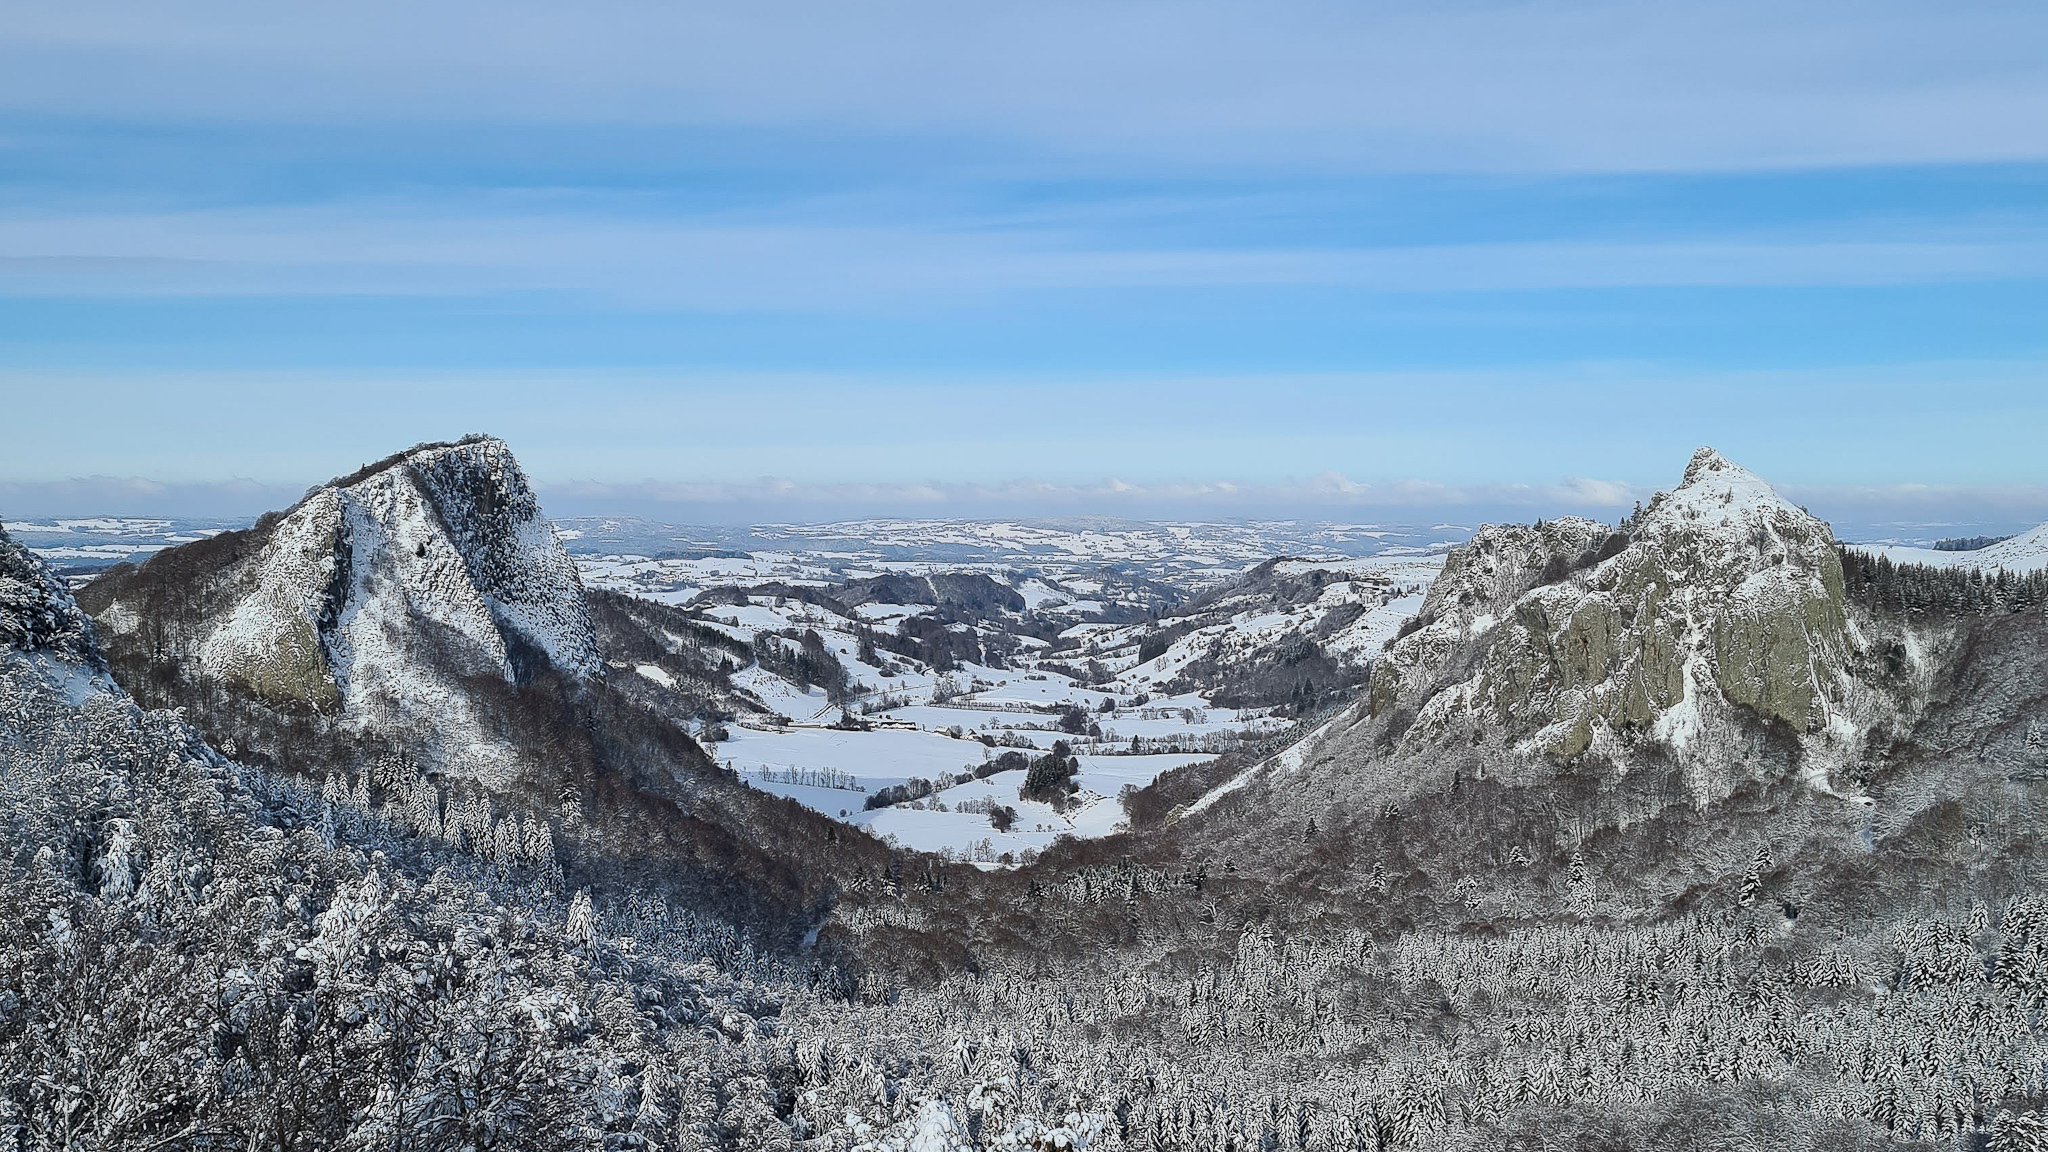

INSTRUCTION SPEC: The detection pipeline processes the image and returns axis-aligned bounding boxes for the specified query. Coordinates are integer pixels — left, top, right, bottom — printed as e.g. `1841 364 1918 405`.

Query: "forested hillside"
13 446 2048 1150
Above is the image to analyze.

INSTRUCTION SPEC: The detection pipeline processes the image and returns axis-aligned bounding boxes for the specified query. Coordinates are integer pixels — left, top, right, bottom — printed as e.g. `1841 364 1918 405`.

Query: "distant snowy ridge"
1855 519 2048 575
553 514 1462 576
28 513 1465 589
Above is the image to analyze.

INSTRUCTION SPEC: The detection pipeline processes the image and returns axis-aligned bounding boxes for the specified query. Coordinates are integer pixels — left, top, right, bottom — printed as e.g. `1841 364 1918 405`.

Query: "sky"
2 0 2045 531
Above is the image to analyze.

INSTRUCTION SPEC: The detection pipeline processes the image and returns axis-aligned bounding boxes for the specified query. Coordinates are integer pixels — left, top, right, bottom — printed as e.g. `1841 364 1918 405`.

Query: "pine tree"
1739 843 1772 907
566 888 597 953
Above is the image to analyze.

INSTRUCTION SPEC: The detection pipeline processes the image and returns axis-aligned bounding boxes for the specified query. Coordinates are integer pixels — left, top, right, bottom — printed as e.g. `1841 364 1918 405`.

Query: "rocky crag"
75 436 886 940
1311 448 1903 800
82 436 598 784
1 520 113 700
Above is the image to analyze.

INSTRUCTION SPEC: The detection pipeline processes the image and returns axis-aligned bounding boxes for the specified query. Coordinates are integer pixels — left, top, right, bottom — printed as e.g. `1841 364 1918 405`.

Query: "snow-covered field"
556 515 1462 570
733 742 1211 862
11 517 237 580
705 658 1279 861
567 539 1460 859
1855 522 2048 574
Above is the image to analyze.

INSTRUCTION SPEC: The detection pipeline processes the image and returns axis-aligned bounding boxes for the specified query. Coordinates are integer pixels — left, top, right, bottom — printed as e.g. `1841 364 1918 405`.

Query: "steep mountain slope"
74 438 890 940
84 436 597 784
3 522 1147 1151
1133 448 1962 908
1967 523 2048 571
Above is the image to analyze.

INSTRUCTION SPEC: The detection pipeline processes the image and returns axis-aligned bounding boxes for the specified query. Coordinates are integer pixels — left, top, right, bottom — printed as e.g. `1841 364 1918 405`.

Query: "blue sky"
2 0 2045 529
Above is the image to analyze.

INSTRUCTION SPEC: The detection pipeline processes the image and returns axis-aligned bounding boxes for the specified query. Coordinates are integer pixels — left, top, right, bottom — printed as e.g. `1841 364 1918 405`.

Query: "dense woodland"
1840 548 2048 619
16 500 2048 1149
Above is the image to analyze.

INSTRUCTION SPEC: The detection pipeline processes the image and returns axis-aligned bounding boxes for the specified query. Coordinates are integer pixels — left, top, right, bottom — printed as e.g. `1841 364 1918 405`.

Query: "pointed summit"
1681 445 1740 483
1650 446 1809 529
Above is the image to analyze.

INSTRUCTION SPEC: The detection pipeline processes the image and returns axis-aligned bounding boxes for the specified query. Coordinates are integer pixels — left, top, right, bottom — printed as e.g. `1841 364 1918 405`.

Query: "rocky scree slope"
1341 448 1874 799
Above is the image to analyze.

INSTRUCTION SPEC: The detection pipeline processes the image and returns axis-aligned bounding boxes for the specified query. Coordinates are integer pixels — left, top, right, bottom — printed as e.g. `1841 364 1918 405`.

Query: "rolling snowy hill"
1856 519 2048 574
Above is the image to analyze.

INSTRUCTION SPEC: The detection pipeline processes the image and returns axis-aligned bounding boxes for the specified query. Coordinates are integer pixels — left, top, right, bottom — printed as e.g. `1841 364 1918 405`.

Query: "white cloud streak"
5 1 2046 174
2 200 2040 309
545 473 1643 510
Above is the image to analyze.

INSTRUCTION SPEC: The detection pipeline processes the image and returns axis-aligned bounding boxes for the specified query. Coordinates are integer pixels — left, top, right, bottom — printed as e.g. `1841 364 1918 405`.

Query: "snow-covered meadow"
573 534 1453 860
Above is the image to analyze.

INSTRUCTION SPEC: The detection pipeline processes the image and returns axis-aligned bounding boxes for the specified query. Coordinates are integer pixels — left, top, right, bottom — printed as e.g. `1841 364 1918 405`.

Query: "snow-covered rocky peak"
1646 447 1803 547
1669 446 1785 519
1416 517 1610 633
1632 446 1835 581
386 436 599 681
1355 449 1858 797
201 436 595 702
86 437 597 782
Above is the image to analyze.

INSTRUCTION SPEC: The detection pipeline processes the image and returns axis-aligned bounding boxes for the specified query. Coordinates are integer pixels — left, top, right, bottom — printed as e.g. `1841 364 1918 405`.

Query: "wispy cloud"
0 469 1641 524
2 4 2043 508
547 472 1647 507
6 1 2046 174
7 361 2048 499
2 198 2041 309
0 476 306 520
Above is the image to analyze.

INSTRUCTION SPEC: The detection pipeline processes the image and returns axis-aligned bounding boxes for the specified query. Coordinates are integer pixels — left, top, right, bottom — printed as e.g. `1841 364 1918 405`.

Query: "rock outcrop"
1359 448 1856 791
70 438 884 939
0 521 105 671
80 436 599 784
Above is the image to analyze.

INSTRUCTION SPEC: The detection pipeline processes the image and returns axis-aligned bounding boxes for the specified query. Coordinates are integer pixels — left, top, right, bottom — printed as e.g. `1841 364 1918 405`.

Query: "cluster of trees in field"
1933 535 2015 552
746 764 865 791
1839 547 2048 618
1018 743 1081 808
751 627 856 704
